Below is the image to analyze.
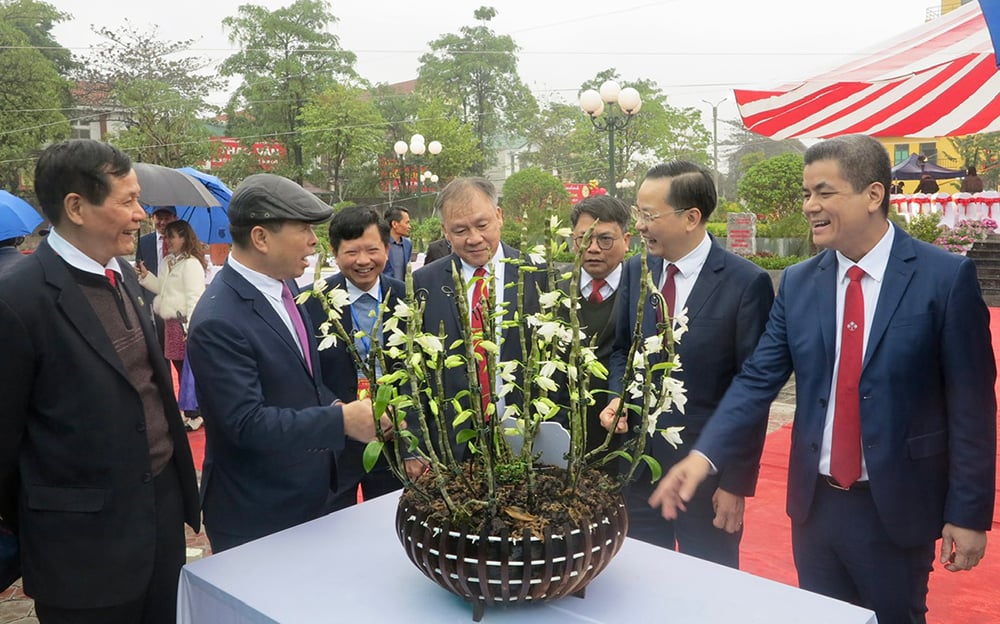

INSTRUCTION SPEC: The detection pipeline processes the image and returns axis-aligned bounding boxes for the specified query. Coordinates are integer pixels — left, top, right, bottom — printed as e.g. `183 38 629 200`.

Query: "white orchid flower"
393 300 415 320
538 290 561 310
555 227 572 238
528 244 546 266
497 360 519 383
415 334 444 355
318 334 338 351
643 334 664 355
660 426 685 449
534 375 558 393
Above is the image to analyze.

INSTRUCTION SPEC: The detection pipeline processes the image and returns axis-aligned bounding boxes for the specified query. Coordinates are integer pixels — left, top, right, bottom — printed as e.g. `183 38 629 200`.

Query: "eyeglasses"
572 234 620 251
631 205 691 224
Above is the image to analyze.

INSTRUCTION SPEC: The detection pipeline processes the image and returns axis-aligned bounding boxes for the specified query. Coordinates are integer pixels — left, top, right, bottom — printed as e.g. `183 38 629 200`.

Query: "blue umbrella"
176 168 232 244
0 190 44 240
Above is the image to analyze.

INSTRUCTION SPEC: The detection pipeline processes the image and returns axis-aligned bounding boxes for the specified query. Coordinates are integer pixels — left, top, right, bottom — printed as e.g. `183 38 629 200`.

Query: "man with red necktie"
0 139 200 624
409 177 546 479
651 135 996 623
601 161 774 569
136 205 178 370
185 173 392 552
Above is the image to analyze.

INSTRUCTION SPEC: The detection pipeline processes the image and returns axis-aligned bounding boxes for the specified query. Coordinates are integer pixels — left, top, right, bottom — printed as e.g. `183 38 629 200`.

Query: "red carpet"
740 308 1000 624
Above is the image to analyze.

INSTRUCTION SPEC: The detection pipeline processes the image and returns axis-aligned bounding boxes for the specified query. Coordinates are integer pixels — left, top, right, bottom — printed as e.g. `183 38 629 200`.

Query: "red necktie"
589 278 606 303
471 267 491 416
161 236 169 258
831 266 866 488
105 269 117 288
658 264 680 324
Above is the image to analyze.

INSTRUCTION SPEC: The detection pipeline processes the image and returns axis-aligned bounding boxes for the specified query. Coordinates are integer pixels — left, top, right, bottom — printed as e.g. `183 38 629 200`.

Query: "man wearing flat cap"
186 173 392 552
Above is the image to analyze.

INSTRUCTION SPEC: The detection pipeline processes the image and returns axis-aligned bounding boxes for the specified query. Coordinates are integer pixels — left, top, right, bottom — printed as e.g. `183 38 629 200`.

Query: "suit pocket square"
906 430 948 459
27 485 106 513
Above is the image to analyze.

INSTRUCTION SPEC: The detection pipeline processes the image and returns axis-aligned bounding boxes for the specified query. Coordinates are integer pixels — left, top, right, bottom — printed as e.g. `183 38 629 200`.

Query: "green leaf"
453 409 472 427
639 455 663 483
362 440 384 472
455 428 478 445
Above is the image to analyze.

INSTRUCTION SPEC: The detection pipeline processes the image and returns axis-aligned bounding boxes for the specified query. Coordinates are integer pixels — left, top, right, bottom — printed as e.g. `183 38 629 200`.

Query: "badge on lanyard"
357 377 371 400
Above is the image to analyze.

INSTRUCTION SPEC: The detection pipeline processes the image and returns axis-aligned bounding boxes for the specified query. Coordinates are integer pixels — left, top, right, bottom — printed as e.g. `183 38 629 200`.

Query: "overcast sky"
46 0 932 132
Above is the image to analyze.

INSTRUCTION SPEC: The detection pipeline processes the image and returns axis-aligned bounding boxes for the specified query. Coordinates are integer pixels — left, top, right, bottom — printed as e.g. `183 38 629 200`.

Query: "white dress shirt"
227 254 306 359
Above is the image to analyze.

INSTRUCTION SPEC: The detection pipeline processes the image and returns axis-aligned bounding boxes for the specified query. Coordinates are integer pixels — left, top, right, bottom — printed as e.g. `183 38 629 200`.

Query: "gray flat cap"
228 173 333 226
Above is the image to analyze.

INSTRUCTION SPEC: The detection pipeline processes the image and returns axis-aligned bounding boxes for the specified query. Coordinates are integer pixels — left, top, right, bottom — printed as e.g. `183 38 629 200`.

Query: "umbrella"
735 1 1000 138
891 154 966 180
132 163 220 208
176 168 233 244
0 190 44 240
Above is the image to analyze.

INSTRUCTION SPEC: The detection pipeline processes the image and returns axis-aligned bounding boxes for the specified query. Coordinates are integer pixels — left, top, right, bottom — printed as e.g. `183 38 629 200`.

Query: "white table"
178 494 877 624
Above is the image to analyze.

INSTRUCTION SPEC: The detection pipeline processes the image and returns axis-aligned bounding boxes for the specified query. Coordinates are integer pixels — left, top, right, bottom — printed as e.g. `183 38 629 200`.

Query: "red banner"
207 137 287 171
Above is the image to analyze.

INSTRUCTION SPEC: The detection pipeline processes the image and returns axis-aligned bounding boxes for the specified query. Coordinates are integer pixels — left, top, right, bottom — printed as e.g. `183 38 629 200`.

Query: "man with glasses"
600 161 774 568
563 195 631 465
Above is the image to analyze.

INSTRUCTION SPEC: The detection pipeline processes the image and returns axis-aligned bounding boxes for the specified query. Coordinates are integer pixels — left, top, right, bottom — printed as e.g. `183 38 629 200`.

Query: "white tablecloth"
178 493 877 624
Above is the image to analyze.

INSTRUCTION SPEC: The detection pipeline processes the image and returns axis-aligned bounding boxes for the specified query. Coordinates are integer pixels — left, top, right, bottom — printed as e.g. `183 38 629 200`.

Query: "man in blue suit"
186 174 392 552
600 161 774 567
136 206 177 368
651 135 996 623
408 177 545 478
305 206 404 510
383 206 412 282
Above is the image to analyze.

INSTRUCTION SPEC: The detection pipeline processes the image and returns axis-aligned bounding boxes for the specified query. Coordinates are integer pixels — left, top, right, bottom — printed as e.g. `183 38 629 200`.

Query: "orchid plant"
303 216 686 528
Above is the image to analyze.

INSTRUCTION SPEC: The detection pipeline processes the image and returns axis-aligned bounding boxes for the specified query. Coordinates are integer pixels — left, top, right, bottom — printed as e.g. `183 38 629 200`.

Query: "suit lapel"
222 264 311 375
643 254 664 338
39 243 132 382
864 228 916 370
683 241 725 321
815 250 839 367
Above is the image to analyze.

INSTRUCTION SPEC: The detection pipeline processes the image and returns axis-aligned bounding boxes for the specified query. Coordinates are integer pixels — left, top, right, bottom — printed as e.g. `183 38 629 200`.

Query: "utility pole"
702 98 727 192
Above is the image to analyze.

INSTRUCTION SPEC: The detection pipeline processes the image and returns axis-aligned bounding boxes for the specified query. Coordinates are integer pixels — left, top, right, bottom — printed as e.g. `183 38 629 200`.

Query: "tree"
525 69 710 191
417 6 537 174
300 84 385 202
500 167 571 246
737 152 804 222
220 0 357 183
76 22 219 166
0 0 70 189
720 119 805 201
946 133 1000 191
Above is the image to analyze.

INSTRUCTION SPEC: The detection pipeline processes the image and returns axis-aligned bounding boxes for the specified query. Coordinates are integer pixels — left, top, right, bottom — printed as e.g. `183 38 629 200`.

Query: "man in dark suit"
0 139 200 624
423 237 451 264
652 135 996 623
136 206 178 367
304 206 404 510
601 161 774 568
0 237 25 274
561 195 631 464
408 177 544 478
186 174 392 552
383 206 412 281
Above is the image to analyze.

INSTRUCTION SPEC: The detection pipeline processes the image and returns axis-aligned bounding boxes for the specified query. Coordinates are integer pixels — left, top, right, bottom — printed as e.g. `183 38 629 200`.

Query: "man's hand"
941 523 987 572
599 397 628 433
404 457 428 480
648 453 712 520
342 398 375 441
711 487 745 534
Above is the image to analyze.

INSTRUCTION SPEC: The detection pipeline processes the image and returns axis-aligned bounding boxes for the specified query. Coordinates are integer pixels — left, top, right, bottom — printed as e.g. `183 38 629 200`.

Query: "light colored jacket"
140 254 205 324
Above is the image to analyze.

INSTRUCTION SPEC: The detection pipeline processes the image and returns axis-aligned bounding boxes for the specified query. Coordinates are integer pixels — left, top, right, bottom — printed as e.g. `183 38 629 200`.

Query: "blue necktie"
353 293 379 377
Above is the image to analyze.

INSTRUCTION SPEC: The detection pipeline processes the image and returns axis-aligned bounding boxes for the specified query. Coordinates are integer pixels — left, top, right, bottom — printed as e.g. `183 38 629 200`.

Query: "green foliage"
500 168 571 246
75 22 221 167
0 0 71 188
409 216 442 250
946 133 1000 191
300 84 385 202
905 213 943 244
220 0 357 182
706 222 727 238
737 153 805 220
417 6 537 173
746 253 809 270
720 119 805 201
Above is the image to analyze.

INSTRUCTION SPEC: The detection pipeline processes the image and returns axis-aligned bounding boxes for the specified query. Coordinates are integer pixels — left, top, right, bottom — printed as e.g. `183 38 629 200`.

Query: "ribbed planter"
395 493 629 621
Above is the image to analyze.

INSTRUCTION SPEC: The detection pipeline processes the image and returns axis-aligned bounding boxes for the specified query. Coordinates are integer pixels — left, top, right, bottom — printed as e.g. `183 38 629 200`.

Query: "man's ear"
249 225 270 253
62 193 85 226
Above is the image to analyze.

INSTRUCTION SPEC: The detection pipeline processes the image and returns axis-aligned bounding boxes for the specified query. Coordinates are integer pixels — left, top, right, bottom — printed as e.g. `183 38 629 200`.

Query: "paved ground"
0 378 797 623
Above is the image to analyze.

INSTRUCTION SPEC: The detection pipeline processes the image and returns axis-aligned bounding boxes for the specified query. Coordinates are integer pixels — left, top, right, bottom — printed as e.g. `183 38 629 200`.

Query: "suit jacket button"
818 399 827 407
809 443 819 451
142 472 152 483
136 423 146 433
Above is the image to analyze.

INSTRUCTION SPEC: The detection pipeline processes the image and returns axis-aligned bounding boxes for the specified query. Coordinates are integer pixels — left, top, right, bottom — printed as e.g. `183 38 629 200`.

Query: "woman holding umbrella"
137 220 207 430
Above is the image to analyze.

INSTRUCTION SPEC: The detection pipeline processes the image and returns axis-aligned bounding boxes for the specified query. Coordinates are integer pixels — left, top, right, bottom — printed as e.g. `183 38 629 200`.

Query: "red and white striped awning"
736 1 1000 139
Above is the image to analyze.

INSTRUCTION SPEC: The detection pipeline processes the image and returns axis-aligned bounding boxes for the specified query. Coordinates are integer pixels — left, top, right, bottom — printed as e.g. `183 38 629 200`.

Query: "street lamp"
580 80 642 198
392 134 442 210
